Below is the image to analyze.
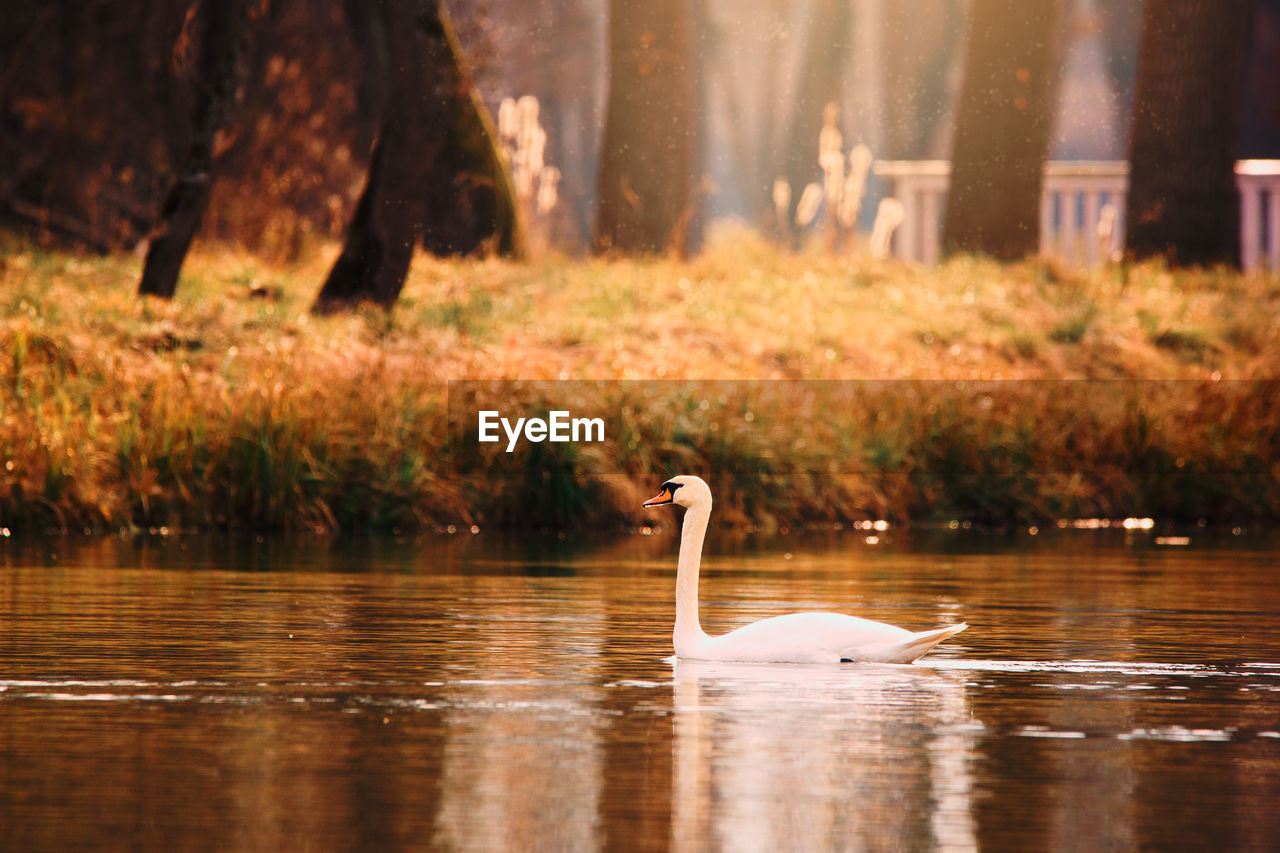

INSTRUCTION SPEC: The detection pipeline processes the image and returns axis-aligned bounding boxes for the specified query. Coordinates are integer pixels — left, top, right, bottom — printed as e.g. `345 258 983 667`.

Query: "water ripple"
921 658 1279 679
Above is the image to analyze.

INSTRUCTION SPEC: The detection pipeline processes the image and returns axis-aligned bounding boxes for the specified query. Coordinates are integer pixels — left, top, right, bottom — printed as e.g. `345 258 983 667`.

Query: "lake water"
3 529 1279 851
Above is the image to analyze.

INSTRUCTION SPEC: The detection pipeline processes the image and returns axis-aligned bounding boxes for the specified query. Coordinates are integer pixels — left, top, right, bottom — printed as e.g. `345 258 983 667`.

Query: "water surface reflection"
2 531 1279 850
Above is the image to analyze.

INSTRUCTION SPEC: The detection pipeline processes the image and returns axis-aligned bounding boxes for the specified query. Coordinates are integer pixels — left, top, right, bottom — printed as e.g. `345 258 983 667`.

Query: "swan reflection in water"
670 658 978 852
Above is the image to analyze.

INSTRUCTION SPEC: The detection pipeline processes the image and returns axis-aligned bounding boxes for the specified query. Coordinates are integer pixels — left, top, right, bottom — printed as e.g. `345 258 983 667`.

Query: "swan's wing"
700 613 915 664
693 614 967 664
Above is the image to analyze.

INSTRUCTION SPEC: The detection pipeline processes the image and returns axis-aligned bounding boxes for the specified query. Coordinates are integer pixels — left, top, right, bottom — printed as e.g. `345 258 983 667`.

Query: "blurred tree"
313 0 521 312
485 0 606 252
1125 0 1253 267
778 0 851 230
881 0 966 159
593 0 696 254
0 1 195 250
754 1 788 222
942 0 1062 260
1242 0 1280 157
685 0 709 255
139 0 254 297
1 0 512 301
1099 0 1144 139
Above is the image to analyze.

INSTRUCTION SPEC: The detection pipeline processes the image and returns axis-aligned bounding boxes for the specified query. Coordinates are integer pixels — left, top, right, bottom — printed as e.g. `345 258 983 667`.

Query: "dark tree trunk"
313 0 520 313
593 0 695 254
1125 0 1253 268
1241 0 1280 157
942 0 1062 260
418 78 524 258
138 0 252 297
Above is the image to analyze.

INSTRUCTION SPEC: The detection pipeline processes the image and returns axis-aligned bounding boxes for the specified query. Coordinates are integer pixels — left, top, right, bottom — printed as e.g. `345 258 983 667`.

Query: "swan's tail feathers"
900 622 967 664
855 622 967 665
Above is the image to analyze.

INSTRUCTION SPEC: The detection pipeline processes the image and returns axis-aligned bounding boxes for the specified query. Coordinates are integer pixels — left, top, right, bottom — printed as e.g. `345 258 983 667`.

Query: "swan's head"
643 475 711 510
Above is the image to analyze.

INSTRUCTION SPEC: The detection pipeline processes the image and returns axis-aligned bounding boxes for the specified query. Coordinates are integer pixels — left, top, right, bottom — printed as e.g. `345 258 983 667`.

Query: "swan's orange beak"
643 487 675 508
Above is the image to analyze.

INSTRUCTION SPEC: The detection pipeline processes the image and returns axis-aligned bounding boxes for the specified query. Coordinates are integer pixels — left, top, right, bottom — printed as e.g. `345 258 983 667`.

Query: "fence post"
1269 190 1280 274
1240 182 1261 272
872 159 1279 271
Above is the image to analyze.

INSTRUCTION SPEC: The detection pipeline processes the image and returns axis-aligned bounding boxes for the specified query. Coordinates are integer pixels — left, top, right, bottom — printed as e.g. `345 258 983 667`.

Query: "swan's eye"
662 481 683 494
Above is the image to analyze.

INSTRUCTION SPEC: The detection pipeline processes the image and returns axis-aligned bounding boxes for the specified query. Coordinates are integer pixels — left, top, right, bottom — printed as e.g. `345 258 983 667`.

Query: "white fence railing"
872 159 1280 272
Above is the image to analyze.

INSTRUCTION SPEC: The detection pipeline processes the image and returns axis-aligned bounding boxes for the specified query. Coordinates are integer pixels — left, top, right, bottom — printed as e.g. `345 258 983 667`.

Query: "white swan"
644 475 967 664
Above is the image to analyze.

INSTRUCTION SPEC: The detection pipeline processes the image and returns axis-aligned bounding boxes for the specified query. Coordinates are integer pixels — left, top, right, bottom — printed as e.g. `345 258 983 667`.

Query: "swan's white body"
645 475 966 665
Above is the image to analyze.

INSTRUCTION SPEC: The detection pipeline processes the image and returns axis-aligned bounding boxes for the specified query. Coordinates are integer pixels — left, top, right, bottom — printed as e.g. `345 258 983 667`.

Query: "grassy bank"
1 228 1277 533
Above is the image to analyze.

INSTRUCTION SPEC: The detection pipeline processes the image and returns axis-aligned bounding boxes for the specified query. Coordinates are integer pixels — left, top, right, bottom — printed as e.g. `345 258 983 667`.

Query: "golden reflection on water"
2 532 1280 851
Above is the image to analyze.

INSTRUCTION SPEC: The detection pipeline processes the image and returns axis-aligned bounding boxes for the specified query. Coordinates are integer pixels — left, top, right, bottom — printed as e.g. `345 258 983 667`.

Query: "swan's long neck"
674 500 711 647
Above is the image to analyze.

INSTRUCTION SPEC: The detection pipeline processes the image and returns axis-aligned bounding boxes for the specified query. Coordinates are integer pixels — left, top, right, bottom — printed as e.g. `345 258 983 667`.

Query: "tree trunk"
138 0 252 297
593 0 695 254
942 0 1062 260
418 78 524 258
1241 0 1280 157
1125 0 1253 268
313 0 521 313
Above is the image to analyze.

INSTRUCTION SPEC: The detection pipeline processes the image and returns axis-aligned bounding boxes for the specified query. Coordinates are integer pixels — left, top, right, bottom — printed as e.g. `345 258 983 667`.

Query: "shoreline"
2 231 1277 533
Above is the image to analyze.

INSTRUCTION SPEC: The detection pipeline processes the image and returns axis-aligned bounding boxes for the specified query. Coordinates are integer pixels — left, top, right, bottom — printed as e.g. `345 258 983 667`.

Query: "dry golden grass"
1 226 1277 533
